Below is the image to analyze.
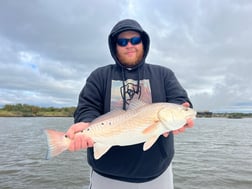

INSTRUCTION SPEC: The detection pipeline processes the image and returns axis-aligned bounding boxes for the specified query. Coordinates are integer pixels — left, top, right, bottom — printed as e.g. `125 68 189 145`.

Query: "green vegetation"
0 104 76 117
197 111 252 118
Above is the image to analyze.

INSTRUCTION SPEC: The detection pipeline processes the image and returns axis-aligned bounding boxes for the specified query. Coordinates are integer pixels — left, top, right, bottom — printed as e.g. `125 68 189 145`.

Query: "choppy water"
0 117 251 189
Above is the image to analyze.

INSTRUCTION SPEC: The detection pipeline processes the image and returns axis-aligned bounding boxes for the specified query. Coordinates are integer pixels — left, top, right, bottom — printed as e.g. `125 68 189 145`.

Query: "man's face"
116 31 144 67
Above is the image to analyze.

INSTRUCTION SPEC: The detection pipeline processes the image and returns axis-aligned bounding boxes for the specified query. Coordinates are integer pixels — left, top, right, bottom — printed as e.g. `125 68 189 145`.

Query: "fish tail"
44 129 71 160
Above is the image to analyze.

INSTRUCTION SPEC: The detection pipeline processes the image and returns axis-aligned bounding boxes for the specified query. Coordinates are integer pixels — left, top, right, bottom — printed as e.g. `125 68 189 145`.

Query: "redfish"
45 100 196 160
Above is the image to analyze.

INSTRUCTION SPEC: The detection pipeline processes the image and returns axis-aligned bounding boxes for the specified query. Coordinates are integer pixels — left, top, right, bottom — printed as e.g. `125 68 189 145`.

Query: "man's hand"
172 118 194 135
163 102 194 137
65 122 94 151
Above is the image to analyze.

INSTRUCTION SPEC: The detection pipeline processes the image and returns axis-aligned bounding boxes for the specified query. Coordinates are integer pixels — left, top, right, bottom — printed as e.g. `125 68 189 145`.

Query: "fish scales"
84 103 175 146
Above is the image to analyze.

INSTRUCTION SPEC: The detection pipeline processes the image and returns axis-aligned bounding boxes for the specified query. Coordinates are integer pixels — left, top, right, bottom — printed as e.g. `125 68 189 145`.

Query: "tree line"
0 104 76 117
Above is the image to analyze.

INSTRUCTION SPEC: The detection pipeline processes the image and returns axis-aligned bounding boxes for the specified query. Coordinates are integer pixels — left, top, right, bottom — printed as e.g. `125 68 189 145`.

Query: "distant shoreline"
197 112 252 119
0 115 72 117
1 104 252 118
0 104 76 117
1 111 252 119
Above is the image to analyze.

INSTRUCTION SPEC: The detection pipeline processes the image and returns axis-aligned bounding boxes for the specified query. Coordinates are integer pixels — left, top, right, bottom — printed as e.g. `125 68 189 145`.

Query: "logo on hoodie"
120 82 141 102
111 79 152 110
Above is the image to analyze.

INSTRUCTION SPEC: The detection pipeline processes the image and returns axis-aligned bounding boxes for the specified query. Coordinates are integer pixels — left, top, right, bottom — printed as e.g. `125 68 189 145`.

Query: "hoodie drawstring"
122 68 127 110
136 69 140 94
121 67 141 110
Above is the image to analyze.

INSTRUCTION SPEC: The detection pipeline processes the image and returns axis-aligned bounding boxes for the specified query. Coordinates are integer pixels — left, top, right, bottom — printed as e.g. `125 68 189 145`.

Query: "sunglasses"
117 36 142 47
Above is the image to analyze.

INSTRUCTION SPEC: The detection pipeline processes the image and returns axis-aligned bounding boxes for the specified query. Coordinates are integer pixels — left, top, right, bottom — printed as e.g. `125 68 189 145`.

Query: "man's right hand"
65 122 94 152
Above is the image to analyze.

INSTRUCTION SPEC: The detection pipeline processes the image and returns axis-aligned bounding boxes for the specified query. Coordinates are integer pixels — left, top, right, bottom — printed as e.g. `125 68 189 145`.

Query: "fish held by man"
44 100 197 160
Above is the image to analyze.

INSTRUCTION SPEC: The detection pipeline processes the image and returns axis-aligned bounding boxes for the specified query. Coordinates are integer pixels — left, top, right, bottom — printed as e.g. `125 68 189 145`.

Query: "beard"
116 48 144 67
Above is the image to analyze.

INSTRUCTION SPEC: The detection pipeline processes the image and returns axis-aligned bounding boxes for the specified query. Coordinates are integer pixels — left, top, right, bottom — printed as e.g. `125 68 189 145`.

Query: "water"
173 118 252 189
0 117 251 189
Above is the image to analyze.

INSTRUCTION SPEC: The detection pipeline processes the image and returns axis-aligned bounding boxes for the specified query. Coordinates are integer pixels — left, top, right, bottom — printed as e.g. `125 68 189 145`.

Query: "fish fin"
143 135 159 151
44 129 71 160
128 99 147 110
142 121 160 134
93 143 112 160
91 110 126 124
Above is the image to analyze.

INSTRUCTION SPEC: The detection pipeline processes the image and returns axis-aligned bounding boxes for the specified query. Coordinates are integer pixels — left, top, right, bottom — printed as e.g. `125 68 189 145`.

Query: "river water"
0 117 251 189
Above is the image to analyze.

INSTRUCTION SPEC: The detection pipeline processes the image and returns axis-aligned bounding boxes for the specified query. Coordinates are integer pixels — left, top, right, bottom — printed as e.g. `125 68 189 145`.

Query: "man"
66 19 194 189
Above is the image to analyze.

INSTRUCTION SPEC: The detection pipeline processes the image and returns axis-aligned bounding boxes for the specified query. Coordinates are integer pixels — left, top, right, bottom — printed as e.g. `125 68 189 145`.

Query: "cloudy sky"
0 0 251 112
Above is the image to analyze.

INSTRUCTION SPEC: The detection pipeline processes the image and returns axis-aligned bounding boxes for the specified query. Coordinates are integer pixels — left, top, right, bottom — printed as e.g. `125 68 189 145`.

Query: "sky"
0 0 252 113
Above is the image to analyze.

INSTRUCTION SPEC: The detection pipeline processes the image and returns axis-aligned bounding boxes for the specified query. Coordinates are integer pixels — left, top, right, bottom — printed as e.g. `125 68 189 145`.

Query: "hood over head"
108 19 150 70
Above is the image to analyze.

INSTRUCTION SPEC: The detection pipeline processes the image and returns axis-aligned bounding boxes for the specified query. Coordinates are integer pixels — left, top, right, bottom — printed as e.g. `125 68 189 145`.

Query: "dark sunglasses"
117 36 142 47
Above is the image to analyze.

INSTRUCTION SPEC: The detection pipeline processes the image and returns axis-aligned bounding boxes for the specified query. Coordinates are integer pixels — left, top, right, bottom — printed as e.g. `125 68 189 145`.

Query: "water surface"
0 117 251 189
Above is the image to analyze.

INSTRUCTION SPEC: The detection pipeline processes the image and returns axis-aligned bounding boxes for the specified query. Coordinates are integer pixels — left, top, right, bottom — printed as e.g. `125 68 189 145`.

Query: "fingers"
173 127 185 135
182 102 190 108
173 118 194 135
68 134 94 152
65 127 75 140
65 122 90 139
163 132 169 137
65 122 93 152
185 118 194 128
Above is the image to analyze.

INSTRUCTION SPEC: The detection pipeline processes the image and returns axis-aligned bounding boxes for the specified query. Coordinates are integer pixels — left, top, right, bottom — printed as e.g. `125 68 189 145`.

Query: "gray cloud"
0 0 252 112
